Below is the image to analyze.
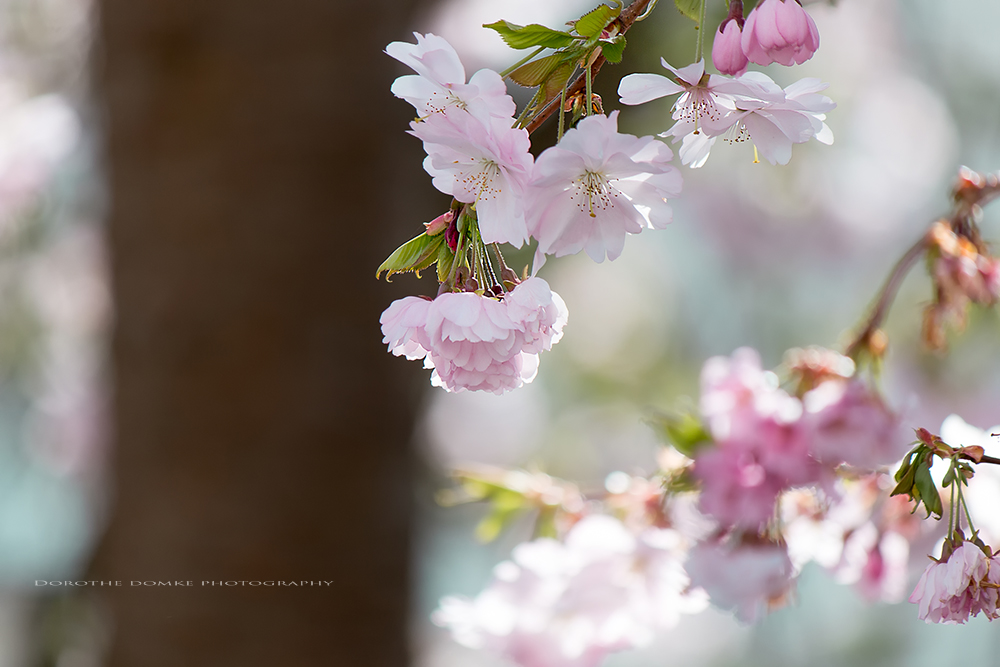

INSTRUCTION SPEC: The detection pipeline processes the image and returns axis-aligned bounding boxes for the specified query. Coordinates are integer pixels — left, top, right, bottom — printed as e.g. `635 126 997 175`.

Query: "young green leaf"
913 462 943 519
574 4 620 39
376 233 445 281
509 54 566 87
600 35 627 64
484 20 577 49
647 411 712 458
674 0 704 23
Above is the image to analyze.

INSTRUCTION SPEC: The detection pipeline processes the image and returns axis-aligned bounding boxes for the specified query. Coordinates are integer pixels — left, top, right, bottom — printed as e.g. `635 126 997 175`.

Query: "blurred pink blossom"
433 515 706 666
686 540 794 623
803 379 904 469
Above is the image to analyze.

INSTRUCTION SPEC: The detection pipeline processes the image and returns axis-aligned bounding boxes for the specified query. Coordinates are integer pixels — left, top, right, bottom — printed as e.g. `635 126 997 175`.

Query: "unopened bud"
424 210 454 236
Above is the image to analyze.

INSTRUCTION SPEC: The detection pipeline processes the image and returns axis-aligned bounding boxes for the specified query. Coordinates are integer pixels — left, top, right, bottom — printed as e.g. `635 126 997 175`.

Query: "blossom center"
572 170 618 218
464 159 503 203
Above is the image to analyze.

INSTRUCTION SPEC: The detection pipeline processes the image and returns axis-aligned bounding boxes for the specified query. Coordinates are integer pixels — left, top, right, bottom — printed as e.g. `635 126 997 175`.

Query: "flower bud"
741 0 820 67
712 19 749 76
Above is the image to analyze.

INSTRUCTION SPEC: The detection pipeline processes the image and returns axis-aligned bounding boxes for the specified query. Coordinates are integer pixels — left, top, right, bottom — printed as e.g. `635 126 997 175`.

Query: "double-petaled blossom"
910 541 1000 624
526 111 682 263
619 62 835 167
386 32 516 121
741 0 820 67
686 540 794 623
380 277 567 394
432 515 707 667
411 107 534 246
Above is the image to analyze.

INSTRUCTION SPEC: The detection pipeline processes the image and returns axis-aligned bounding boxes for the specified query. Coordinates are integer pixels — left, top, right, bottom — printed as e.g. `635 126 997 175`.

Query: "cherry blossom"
686 540 794 623
432 515 706 667
526 111 682 263
620 63 835 167
909 541 1000 624
803 379 904 469
712 19 748 76
618 60 735 136
380 278 567 394
411 107 533 246
386 32 516 121
741 0 820 67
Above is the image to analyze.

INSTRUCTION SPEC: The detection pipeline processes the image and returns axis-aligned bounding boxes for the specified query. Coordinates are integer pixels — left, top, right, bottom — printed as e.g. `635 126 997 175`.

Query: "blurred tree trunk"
90 0 435 664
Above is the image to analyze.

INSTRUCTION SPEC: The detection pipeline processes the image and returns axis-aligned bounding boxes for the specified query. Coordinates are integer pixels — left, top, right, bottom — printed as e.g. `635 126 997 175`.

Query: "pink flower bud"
423 210 453 236
712 19 749 76
741 0 820 67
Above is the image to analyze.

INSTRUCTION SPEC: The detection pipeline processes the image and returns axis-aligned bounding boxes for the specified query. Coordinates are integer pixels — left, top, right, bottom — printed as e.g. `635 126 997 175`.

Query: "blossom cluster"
379 32 690 393
380 277 567 394
693 347 902 530
433 515 708 666
619 60 834 167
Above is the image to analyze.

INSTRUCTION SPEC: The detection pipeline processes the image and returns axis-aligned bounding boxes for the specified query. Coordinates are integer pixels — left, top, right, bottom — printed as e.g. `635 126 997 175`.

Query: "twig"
524 0 656 135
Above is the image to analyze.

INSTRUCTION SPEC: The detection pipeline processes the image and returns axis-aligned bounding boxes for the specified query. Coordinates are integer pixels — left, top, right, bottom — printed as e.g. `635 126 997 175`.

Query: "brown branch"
845 169 1000 357
524 0 656 135
845 235 929 358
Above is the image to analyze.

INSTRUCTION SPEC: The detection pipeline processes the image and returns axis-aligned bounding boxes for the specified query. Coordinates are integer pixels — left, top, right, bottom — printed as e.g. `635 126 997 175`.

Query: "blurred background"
0 0 995 665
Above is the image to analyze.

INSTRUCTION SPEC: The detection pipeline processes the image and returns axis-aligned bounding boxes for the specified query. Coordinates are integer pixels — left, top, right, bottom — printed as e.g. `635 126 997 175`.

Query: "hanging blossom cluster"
617 0 830 167
379 24 686 393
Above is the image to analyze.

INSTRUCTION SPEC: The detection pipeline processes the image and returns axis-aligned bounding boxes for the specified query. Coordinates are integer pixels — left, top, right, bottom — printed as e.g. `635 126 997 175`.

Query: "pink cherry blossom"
379 278 567 394
712 19 749 76
411 107 533 246
686 540 794 623
386 32 516 121
693 446 785 529
909 542 1000 624
526 111 681 263
432 515 706 667
803 379 904 469
700 348 817 483
618 60 735 136
741 0 820 67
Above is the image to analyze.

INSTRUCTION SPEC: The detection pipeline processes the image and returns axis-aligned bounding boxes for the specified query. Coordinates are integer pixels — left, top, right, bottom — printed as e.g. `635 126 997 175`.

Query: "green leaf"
574 4 620 38
647 411 712 458
600 35 626 64
436 241 455 283
484 20 576 49
674 0 704 23
913 461 943 519
376 233 445 281
542 62 575 102
475 489 526 542
509 54 565 87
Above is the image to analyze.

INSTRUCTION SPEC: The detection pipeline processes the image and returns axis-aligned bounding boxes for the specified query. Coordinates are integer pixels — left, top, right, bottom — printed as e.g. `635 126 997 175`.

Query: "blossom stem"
956 479 977 533
844 235 929 359
585 63 593 117
500 46 546 78
695 0 707 63
524 0 656 134
557 77 569 141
